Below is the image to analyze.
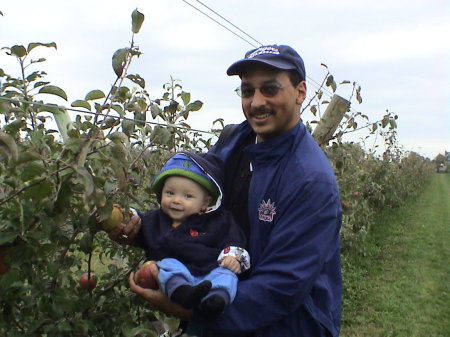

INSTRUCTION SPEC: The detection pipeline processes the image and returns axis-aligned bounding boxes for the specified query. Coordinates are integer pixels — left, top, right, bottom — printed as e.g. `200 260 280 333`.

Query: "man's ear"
295 81 307 105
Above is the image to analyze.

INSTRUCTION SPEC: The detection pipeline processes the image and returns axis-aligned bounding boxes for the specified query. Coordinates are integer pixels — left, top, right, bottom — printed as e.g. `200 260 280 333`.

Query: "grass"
341 174 450 337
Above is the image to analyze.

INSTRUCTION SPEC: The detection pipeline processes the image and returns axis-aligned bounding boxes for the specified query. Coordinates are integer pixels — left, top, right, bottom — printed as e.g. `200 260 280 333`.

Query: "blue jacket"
211 121 342 337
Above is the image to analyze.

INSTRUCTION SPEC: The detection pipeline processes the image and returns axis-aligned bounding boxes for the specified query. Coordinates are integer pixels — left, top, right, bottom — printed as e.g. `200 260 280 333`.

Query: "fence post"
312 94 350 146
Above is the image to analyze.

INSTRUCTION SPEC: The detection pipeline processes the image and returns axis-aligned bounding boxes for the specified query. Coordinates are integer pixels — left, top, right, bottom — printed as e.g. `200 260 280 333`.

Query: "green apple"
98 205 124 232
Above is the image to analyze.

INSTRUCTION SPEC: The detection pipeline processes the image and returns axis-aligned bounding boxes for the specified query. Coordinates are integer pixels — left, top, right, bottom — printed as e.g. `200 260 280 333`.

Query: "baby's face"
160 176 211 226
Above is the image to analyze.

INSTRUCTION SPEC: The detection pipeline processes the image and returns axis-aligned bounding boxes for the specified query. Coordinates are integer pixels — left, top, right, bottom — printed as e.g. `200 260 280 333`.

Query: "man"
123 44 342 337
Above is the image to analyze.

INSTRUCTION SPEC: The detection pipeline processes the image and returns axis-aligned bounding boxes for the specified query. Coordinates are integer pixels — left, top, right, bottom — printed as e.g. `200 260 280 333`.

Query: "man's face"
239 67 306 142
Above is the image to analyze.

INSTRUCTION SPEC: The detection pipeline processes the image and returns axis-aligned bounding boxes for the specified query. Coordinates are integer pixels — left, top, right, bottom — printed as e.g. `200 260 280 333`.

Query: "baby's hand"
220 256 241 274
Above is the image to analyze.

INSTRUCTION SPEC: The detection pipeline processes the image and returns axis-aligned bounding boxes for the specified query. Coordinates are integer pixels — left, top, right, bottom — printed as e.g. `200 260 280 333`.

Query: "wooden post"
312 94 350 146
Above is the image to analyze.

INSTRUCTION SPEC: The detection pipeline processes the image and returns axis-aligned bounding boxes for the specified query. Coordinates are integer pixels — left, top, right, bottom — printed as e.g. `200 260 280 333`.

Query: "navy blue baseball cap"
227 44 306 81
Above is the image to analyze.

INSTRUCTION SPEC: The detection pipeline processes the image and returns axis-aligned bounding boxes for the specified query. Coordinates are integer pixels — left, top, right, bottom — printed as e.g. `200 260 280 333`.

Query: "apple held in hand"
79 272 97 290
97 205 124 232
135 261 159 290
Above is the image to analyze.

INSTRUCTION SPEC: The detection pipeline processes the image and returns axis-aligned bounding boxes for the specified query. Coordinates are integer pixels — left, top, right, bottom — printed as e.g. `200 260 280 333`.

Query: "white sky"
1 0 449 159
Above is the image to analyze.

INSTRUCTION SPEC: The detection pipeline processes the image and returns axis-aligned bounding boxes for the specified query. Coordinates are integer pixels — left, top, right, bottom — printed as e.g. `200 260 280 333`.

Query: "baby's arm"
217 246 251 274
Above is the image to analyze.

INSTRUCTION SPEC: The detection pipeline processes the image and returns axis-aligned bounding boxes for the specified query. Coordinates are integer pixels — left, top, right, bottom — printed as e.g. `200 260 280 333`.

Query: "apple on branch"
79 272 97 290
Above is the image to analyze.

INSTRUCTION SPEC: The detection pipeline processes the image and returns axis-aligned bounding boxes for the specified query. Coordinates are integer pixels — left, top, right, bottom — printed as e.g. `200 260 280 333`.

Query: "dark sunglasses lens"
260 85 280 97
237 87 254 98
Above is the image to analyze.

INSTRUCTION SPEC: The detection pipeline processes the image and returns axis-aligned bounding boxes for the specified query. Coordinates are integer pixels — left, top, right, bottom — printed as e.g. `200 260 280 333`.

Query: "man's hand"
220 255 241 274
128 263 192 320
108 212 142 245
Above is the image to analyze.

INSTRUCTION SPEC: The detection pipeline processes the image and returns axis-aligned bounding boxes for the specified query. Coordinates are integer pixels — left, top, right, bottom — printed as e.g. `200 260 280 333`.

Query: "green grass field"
341 174 450 337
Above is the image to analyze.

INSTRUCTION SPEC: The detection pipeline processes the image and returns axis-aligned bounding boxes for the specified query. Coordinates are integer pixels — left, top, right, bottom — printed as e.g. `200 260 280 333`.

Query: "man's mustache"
249 106 275 117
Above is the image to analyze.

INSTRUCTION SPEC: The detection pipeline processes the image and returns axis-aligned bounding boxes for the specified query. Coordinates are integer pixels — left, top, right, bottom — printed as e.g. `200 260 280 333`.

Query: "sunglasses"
235 84 286 98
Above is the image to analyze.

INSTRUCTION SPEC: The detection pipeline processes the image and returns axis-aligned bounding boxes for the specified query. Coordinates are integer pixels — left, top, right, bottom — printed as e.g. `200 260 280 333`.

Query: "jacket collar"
245 122 306 168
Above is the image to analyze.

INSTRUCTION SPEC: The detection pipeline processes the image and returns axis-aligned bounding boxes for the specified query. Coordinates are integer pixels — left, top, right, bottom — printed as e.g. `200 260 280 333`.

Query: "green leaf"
107 131 129 143
0 130 19 162
326 75 334 87
111 142 128 161
85 89 105 101
185 100 203 112
4 119 26 134
122 119 135 136
72 166 95 199
131 8 145 34
112 48 128 77
0 232 17 245
39 85 68 100
75 139 95 168
356 86 363 104
111 104 124 117
330 80 337 92
153 127 171 145
126 74 145 88
27 42 57 53
33 81 50 89
134 110 146 127
20 161 46 181
52 181 72 215
13 150 41 166
100 117 120 130
30 58 46 64
11 45 27 57
180 91 191 105
150 104 161 119
372 123 378 132
389 119 397 129
71 100 91 110
111 161 128 191
22 180 53 199
79 233 93 254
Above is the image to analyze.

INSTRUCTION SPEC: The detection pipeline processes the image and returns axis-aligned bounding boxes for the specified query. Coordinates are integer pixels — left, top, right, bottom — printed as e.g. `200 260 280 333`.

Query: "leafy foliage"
0 9 214 336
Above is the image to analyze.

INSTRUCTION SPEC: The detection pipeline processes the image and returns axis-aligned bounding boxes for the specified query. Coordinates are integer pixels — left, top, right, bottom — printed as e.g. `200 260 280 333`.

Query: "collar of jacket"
244 122 306 168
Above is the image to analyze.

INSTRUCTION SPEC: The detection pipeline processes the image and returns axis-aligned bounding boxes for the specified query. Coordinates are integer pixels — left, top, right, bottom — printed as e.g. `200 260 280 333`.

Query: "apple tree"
0 9 214 337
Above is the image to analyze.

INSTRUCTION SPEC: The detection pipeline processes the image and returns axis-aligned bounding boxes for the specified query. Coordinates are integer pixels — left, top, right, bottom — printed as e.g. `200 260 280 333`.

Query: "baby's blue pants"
157 258 238 304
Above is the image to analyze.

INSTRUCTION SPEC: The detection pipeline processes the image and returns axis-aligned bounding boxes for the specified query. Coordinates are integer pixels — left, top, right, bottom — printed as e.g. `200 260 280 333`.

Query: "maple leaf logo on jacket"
258 199 276 222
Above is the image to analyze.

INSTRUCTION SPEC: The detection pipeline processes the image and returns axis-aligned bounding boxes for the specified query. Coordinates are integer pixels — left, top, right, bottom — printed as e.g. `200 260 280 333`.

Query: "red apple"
0 247 11 276
135 261 158 290
79 272 97 290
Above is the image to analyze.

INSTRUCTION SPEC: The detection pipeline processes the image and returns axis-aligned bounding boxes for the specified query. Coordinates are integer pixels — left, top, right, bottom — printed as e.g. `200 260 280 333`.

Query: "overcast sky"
1 0 449 159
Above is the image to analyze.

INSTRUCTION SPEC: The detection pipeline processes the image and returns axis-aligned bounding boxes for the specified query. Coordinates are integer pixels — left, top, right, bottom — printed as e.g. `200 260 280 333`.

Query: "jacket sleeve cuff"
217 246 251 272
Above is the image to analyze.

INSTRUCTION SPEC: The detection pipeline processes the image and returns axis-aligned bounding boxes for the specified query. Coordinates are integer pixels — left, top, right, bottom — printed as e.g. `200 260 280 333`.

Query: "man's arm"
214 180 341 333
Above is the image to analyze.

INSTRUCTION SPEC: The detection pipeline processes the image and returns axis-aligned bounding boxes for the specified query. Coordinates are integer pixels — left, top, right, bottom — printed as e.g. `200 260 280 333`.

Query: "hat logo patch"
248 46 280 59
258 199 276 222
182 160 192 168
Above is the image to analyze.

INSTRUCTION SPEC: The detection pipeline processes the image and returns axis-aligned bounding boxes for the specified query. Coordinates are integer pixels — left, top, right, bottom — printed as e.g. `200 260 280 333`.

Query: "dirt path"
341 174 450 337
